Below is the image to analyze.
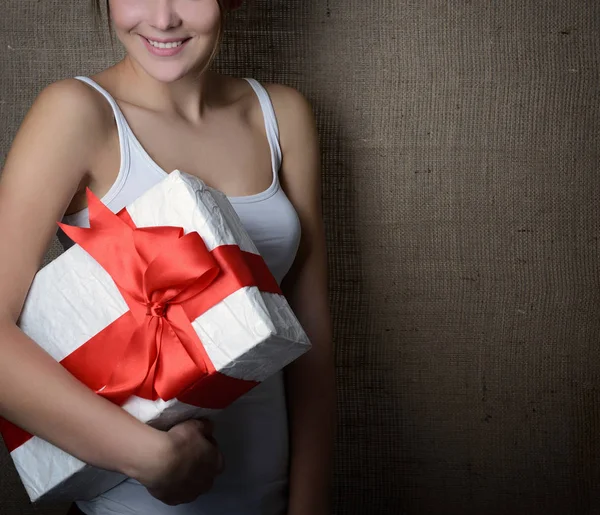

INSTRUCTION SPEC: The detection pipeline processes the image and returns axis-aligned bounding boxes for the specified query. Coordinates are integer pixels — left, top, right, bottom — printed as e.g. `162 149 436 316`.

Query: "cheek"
178 1 222 34
109 0 149 32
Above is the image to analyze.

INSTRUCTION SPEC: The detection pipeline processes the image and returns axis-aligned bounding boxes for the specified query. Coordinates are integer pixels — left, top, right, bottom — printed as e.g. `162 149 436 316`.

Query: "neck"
113 56 218 123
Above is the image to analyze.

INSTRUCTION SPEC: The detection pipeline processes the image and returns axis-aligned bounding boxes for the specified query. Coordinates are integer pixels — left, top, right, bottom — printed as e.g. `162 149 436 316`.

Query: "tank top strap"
243 78 283 177
74 76 130 139
74 76 131 176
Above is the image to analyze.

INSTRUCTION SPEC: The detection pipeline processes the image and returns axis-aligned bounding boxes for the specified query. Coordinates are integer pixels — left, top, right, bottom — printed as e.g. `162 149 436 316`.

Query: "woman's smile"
140 35 192 57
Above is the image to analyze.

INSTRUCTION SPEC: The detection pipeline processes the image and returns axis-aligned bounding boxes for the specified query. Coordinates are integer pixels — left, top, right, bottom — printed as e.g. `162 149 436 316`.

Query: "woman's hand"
133 419 224 506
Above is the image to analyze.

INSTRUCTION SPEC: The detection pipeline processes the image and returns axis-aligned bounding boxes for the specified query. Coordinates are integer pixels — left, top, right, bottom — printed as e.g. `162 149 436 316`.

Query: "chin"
140 62 195 84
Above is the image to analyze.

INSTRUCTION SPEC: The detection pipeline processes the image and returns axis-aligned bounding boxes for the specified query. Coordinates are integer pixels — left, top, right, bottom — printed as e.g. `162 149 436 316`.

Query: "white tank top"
60 76 301 515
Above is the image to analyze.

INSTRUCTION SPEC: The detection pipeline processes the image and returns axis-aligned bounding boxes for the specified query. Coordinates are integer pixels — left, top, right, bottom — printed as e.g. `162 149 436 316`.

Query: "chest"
118 103 274 198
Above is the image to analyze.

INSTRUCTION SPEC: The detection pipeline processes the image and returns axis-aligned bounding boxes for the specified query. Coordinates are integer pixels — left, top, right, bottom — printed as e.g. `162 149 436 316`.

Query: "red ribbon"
0 189 281 452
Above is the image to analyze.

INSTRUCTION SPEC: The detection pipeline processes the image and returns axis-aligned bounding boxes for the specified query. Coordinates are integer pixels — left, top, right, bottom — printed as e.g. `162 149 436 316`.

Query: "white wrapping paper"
4 170 311 502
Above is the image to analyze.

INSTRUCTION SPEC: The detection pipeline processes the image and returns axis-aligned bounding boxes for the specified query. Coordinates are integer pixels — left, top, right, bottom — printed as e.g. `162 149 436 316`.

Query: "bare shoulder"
218 74 316 129
264 83 317 140
24 78 114 140
2 77 115 189
263 83 314 112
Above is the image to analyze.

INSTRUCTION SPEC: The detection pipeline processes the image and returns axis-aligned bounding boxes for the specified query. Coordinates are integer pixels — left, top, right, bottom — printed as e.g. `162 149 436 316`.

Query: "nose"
149 0 182 31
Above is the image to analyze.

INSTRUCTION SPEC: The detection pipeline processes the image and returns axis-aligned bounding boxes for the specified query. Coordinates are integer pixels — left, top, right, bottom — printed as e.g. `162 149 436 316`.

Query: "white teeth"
147 39 184 49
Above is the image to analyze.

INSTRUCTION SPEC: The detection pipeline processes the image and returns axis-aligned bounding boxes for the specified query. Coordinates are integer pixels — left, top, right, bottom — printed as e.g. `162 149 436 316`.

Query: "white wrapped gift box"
1 170 310 502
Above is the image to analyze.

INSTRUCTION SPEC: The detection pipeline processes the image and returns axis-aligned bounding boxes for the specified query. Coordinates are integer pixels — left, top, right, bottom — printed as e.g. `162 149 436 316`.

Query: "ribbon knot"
147 302 167 317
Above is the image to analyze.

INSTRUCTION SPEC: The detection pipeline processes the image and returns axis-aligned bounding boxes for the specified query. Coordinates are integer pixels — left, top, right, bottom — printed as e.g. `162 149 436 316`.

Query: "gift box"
0 170 311 502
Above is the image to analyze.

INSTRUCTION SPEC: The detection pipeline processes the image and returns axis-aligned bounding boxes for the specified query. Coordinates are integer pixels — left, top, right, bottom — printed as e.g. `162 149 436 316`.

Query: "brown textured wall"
1 1 599 514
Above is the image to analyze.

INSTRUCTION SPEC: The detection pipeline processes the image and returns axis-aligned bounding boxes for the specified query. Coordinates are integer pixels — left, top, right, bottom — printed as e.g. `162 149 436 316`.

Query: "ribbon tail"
98 320 159 405
153 305 215 401
136 318 164 401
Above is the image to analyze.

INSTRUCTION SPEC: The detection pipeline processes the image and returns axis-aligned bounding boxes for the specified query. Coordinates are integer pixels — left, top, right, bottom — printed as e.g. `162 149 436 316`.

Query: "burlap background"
1 1 599 514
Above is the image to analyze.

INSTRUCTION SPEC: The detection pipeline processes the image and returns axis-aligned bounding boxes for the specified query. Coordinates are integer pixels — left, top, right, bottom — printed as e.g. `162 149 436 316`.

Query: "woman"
0 1 335 514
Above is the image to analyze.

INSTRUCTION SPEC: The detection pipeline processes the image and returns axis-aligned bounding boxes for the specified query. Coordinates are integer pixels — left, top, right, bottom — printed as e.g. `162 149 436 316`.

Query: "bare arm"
0 80 169 481
271 84 336 515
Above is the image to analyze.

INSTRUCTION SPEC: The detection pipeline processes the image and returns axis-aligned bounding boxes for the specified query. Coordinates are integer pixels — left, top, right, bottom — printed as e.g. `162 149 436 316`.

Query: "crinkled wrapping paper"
3 170 311 502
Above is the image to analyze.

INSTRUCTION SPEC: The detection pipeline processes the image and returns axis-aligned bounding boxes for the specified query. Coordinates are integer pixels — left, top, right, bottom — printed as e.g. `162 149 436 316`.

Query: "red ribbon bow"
58 190 225 405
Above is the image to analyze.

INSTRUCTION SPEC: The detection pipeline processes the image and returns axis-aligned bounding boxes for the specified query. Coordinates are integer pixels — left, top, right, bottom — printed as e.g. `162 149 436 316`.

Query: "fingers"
197 420 223 474
184 418 223 473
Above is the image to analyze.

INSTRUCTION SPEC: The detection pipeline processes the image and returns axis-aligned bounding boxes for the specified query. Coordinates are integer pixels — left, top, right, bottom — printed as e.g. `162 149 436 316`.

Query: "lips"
141 35 191 57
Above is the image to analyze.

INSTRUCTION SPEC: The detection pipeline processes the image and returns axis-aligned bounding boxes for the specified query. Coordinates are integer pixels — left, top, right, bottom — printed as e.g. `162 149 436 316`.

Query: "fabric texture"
1 1 599 514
